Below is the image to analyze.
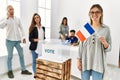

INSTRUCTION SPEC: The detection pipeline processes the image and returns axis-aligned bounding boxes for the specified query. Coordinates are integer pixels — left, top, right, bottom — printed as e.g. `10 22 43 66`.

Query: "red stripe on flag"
76 30 86 42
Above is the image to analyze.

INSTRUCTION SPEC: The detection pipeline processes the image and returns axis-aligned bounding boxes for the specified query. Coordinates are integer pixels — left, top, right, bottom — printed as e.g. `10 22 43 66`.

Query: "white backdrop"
51 0 120 66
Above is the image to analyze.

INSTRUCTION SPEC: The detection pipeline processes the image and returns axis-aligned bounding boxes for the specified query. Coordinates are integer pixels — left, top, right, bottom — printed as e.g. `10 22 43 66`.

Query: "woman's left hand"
99 36 109 48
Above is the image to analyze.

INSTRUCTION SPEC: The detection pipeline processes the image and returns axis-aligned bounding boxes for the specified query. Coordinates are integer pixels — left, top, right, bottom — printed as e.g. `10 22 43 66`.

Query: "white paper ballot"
20 43 26 47
35 41 42 56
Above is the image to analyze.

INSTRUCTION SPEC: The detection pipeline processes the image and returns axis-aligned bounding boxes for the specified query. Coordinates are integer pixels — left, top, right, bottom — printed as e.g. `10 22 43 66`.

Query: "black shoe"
34 76 36 78
8 70 14 78
21 70 32 75
34 74 37 78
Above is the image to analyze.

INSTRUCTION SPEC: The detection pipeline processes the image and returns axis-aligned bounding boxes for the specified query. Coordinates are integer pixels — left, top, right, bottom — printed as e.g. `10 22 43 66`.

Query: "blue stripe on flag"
84 23 95 35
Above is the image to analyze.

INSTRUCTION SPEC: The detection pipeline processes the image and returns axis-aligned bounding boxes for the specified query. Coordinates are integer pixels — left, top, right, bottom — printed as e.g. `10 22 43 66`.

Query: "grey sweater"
59 24 69 38
78 25 112 74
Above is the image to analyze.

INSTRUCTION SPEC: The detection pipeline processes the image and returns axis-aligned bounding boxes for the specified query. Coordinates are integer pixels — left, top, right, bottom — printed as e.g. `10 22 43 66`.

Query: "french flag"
76 23 95 42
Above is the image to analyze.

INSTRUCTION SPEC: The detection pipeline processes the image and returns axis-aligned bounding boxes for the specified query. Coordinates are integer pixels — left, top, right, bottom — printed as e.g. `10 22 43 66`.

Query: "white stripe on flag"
76 23 95 42
80 25 91 38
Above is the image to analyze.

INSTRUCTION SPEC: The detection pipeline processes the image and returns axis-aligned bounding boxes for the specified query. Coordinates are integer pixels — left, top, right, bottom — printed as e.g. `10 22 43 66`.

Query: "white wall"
51 0 120 66
21 0 38 39
51 0 60 38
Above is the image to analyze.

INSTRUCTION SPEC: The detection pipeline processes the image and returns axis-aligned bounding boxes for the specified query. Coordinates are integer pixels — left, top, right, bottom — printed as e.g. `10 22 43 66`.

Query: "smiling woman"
77 4 112 80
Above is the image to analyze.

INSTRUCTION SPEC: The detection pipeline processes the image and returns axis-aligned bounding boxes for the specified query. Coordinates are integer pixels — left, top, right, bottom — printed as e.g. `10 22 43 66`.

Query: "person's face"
89 7 102 22
70 32 75 37
63 19 67 25
7 6 14 16
34 15 41 24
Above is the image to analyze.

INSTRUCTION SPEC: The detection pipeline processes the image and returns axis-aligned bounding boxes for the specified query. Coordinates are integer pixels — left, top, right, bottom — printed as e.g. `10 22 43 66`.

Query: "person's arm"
104 28 112 52
74 37 78 43
18 19 26 43
29 27 39 43
59 25 62 34
77 58 82 71
42 26 46 39
29 32 34 43
77 42 83 71
99 36 109 48
99 28 112 52
59 25 64 36
67 26 69 36
0 18 7 29
71 37 78 46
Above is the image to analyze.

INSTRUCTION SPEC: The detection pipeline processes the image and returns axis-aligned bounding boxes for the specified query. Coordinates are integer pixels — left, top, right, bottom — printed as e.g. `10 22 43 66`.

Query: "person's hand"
34 38 39 42
77 59 82 71
99 36 109 48
23 38 26 43
65 34 68 37
71 43 77 46
60 35 65 40
7 12 10 19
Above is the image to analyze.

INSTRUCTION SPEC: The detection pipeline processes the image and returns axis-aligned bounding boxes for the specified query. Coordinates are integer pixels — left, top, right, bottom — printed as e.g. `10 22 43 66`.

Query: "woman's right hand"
60 35 65 40
34 39 39 42
77 59 82 71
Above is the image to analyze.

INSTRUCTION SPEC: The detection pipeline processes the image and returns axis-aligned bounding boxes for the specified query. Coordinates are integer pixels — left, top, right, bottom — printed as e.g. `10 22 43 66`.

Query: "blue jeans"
82 70 103 80
31 51 38 74
6 39 26 71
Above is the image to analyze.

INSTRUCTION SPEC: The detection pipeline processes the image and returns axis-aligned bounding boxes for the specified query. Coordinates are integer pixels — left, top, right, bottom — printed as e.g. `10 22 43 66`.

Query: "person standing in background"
29 13 45 78
77 4 112 80
0 5 32 78
59 17 69 40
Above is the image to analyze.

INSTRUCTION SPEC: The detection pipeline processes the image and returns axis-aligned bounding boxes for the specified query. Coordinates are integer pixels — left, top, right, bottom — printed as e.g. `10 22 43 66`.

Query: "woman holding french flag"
77 4 112 80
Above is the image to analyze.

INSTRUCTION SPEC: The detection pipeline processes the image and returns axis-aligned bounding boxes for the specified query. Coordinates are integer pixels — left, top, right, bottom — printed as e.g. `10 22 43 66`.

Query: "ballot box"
36 39 81 79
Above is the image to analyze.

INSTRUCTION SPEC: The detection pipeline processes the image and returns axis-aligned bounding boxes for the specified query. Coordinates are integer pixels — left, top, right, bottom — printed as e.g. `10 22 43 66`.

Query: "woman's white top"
35 25 44 55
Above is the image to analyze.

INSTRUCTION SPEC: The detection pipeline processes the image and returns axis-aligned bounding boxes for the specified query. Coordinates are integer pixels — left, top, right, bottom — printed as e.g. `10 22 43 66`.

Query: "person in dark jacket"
29 13 45 78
